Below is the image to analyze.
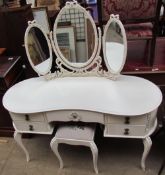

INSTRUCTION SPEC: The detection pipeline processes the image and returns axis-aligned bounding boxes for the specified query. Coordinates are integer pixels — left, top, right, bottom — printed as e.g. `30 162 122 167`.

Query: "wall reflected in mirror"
105 21 124 72
27 27 50 73
56 8 95 63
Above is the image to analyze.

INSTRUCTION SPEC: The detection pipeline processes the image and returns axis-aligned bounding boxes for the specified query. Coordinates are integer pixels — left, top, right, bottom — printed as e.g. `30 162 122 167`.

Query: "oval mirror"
25 22 52 76
103 15 127 75
53 1 98 68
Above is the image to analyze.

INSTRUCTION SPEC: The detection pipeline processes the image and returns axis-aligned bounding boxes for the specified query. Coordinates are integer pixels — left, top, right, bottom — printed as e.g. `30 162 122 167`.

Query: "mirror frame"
52 0 99 69
102 14 127 76
24 20 53 76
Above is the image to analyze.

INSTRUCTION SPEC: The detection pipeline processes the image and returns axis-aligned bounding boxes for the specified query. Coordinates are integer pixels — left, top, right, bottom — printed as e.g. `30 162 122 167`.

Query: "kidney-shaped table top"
3 75 162 116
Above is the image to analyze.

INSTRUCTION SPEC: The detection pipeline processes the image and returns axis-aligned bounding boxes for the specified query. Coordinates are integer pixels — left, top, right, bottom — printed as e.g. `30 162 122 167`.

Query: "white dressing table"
3 75 162 170
2 2 163 173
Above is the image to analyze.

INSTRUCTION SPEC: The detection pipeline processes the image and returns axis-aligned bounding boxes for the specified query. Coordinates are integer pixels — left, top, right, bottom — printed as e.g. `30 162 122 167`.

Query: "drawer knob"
29 125 34 131
70 113 80 121
124 117 130 124
25 114 30 121
124 128 129 135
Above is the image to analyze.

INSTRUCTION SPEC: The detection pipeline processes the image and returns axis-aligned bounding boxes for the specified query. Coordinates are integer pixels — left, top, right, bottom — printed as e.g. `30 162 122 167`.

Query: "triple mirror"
24 1 127 79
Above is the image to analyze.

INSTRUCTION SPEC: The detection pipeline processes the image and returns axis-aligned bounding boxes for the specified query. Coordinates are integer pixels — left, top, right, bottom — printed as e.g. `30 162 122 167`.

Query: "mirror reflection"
105 21 124 72
27 27 50 74
56 8 95 64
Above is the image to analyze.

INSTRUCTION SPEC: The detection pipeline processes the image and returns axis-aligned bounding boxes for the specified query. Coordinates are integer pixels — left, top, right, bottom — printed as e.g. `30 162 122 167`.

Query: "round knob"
70 113 80 121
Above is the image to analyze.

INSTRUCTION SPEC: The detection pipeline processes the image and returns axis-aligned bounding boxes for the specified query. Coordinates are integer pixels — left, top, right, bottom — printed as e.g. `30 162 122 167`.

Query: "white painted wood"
3 73 161 171
147 109 158 129
14 121 52 133
104 124 146 137
10 112 45 122
50 139 64 169
3 75 162 116
104 117 157 139
50 124 98 174
90 141 99 174
141 137 152 171
143 119 157 138
46 110 104 124
14 131 30 162
13 122 54 135
105 114 147 125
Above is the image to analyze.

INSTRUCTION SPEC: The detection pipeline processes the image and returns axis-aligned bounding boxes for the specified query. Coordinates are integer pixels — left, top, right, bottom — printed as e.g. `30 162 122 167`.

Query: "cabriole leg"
14 131 30 162
141 136 152 171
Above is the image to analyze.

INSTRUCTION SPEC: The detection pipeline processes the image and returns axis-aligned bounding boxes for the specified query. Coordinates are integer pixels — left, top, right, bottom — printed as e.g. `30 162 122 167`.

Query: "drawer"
46 110 104 124
10 112 45 122
104 124 147 137
105 114 147 125
13 121 52 133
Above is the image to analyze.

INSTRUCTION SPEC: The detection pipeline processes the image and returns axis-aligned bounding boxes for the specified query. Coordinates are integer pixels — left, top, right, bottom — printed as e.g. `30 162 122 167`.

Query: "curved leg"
14 131 30 162
89 142 98 174
141 136 152 171
50 138 63 169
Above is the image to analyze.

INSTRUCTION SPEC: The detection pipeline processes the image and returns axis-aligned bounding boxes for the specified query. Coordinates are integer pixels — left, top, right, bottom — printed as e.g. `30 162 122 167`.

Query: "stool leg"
50 138 64 169
89 142 98 174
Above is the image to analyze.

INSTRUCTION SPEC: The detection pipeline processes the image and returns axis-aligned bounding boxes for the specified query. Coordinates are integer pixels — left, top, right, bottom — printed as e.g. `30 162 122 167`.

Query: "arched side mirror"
24 21 52 76
103 15 127 76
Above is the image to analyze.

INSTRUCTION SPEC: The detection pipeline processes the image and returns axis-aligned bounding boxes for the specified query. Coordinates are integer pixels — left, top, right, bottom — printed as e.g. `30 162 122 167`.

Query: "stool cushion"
55 124 96 141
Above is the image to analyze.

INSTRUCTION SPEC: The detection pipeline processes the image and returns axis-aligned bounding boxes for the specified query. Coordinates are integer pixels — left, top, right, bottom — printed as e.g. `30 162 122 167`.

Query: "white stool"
50 124 98 174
